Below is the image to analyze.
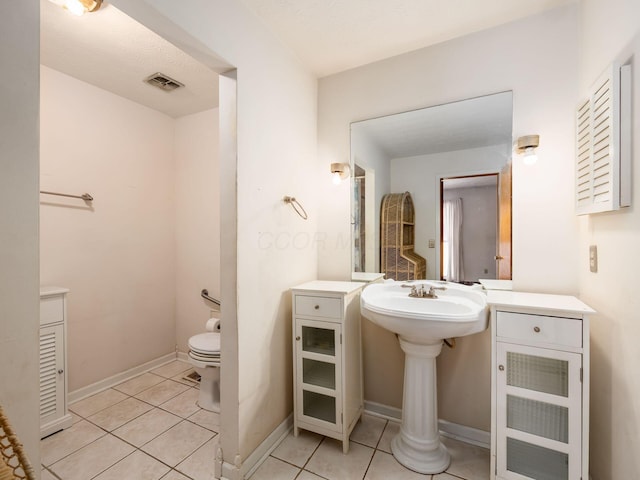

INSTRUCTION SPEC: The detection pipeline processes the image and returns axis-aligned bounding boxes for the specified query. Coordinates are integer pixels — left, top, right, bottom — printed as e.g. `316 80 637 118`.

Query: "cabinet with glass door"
291 281 364 453
489 293 594 480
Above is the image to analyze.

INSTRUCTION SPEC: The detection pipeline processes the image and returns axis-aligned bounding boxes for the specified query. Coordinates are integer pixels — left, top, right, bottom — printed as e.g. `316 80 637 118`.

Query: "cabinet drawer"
40 296 64 326
496 311 582 348
295 295 342 319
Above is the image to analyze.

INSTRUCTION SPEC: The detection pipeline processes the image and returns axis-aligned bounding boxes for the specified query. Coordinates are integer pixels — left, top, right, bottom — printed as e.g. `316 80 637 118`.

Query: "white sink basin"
359 281 489 474
360 281 488 343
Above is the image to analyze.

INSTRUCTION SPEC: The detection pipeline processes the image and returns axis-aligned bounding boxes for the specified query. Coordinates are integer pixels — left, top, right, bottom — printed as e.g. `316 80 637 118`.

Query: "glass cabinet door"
496 342 582 480
295 319 342 431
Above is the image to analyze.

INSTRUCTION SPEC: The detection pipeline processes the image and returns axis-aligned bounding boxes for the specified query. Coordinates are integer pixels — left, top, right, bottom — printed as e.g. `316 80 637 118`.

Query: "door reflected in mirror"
351 91 513 282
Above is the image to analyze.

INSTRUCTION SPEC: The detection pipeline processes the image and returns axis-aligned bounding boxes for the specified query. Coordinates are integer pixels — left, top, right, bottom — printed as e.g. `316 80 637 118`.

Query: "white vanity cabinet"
291 281 364 453
488 292 594 480
40 287 73 438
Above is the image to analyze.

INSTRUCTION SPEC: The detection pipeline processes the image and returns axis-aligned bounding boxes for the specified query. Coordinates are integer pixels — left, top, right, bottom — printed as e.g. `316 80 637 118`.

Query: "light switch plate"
589 245 598 272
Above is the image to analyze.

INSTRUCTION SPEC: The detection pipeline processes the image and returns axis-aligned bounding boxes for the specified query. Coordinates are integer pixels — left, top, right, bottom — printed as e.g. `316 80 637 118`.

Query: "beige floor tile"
249 456 300 480
88 397 153 431
69 389 128 417
176 436 219 480
442 437 490 480
305 438 374 480
364 451 431 480
114 373 165 396
271 430 322 467
41 420 106 466
296 471 326 480
433 473 460 479
113 408 182 447
188 409 220 432
152 360 193 379
135 380 190 406
142 420 214 467
70 412 83 424
93 450 171 480
160 388 200 418
350 414 388 448
160 471 191 480
49 434 135 480
377 421 400 454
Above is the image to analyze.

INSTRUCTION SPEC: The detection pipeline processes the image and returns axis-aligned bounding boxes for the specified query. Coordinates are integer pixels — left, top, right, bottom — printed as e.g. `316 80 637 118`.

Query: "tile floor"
41 360 219 480
250 415 490 480
41 360 489 480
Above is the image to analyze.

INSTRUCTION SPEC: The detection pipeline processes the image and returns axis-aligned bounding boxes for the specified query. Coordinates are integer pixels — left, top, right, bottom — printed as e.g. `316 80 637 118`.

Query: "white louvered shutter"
575 63 631 215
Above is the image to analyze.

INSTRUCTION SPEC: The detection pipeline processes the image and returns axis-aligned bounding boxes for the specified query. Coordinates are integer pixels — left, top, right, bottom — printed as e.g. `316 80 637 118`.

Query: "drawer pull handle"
295 336 301 341
314 305 320 310
498 365 505 371
533 326 541 333
57 369 64 374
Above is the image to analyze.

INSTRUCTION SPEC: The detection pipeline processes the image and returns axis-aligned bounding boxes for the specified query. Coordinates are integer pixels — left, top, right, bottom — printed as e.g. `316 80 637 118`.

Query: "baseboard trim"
177 351 189 362
438 419 490 449
364 400 490 449
363 400 402 421
219 414 293 480
68 352 178 404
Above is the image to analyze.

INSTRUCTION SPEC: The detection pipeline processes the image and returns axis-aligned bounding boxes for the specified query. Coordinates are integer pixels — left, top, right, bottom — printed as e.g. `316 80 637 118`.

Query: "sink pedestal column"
391 338 450 474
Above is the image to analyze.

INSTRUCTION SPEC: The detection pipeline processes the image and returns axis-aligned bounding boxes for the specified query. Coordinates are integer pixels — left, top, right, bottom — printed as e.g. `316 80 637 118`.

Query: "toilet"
188 324 221 412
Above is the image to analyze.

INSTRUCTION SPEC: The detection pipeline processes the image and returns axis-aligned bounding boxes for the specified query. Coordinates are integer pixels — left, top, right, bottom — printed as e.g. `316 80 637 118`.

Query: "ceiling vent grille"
144 72 184 92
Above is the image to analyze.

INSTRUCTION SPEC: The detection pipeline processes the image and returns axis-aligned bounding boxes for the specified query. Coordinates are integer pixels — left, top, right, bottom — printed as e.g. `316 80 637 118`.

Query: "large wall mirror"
351 91 513 282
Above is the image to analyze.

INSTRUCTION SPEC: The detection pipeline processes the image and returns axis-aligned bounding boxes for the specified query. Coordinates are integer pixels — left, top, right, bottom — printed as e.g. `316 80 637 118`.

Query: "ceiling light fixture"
49 0 103 16
516 135 540 166
331 162 350 185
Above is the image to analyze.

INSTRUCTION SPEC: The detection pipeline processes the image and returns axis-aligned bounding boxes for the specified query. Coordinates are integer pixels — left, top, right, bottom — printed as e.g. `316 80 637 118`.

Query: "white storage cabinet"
489 292 594 480
40 287 73 438
291 281 364 453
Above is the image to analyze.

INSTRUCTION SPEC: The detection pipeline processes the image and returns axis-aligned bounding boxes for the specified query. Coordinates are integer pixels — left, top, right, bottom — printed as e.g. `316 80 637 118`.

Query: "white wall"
0 1 41 470
175 108 220 353
111 1 319 473
443 185 497 282
40 66 177 391
390 145 507 279
578 1 640 478
318 5 580 430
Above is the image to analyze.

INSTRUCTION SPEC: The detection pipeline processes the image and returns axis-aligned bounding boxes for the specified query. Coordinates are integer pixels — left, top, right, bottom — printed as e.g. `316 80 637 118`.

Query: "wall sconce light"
516 135 540 166
48 0 103 16
330 162 350 185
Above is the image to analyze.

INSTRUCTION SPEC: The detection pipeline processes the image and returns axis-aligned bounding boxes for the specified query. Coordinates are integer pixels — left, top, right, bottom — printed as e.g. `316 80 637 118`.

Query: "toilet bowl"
188 331 220 412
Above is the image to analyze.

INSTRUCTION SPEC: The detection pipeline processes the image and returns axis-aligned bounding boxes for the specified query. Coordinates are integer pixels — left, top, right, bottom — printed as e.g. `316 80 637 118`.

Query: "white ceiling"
40 0 574 117
239 0 576 76
40 0 219 118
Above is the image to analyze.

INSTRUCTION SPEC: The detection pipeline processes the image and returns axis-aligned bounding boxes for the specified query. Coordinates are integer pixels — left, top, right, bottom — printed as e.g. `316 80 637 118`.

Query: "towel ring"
283 196 308 220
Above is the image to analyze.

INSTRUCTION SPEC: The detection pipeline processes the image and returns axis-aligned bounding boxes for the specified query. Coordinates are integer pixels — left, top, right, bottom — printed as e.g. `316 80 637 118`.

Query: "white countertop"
351 272 385 283
292 280 364 295
487 290 595 315
40 286 70 297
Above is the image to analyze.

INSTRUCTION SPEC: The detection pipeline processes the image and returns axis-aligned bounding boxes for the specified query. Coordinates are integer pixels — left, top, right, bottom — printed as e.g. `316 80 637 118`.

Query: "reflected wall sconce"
330 162 350 185
48 0 103 16
516 135 540 166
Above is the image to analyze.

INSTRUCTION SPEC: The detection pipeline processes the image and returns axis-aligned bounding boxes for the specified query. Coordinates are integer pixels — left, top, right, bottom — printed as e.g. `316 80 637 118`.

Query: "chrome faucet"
404 284 443 298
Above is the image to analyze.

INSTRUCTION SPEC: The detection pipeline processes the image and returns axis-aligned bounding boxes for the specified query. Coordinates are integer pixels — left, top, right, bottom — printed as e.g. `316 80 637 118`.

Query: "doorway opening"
439 170 511 282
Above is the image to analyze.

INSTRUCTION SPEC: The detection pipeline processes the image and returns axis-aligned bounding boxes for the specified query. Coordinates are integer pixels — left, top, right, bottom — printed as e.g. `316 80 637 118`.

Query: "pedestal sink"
360 281 488 474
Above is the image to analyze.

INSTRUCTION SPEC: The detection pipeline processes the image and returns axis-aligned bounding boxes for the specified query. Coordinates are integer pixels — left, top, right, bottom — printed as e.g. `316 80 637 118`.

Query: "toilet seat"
189 332 220 355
